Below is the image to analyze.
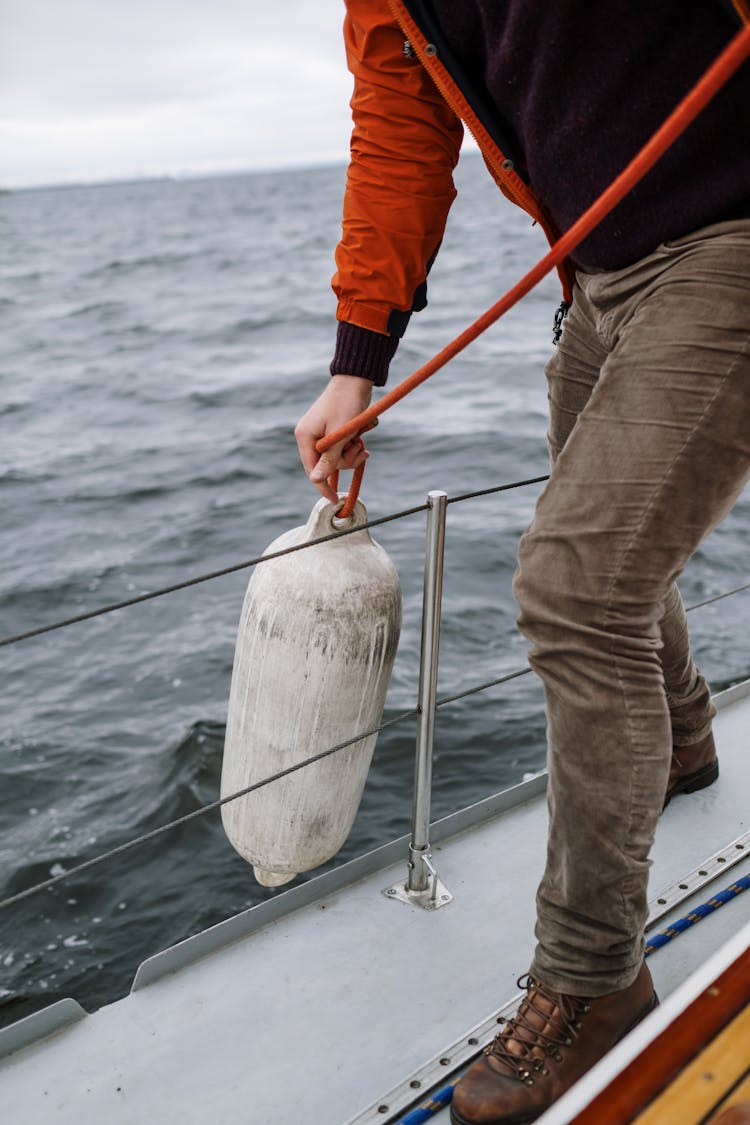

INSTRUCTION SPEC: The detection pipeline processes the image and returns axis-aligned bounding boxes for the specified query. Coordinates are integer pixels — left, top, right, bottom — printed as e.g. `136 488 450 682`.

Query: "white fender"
220 496 402 886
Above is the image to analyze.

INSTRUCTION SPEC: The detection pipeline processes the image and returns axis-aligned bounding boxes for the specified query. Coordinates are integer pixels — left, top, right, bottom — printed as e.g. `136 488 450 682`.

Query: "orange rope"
317 23 750 511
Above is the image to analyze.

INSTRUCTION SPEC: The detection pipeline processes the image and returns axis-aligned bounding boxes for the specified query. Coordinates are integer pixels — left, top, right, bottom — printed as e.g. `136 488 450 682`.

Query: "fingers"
308 437 369 502
295 426 355 503
313 436 365 477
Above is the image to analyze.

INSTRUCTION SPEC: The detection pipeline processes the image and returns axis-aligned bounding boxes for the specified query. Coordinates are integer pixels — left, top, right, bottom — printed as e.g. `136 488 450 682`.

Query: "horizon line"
0 154 353 195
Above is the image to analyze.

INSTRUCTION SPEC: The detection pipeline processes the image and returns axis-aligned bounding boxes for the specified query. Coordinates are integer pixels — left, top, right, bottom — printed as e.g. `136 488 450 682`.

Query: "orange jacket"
331 0 573 340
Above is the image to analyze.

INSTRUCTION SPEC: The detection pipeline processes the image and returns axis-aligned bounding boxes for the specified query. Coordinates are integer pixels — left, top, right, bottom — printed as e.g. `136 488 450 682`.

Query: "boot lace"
485 974 591 1085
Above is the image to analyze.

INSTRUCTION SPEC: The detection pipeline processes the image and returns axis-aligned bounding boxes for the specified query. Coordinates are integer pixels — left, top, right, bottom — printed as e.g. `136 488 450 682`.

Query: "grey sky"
0 0 354 187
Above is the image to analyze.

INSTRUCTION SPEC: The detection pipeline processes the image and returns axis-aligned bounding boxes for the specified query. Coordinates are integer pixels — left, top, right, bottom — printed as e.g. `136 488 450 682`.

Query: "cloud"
0 0 353 186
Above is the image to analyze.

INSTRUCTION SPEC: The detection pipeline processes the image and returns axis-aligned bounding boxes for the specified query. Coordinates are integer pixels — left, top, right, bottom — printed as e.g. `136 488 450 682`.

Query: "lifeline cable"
686 581 750 613
0 500 430 649
317 20 750 513
0 706 417 911
0 474 744 652
0 663 541 911
0 474 550 650
393 875 750 1125
0 532 747 908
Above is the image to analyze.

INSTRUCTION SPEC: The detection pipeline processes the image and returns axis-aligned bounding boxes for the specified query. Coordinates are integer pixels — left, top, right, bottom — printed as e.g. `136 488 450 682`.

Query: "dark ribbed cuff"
329 322 399 387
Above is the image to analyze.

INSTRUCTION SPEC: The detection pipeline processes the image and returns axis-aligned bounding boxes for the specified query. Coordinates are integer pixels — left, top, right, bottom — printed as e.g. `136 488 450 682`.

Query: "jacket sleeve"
332 0 464 356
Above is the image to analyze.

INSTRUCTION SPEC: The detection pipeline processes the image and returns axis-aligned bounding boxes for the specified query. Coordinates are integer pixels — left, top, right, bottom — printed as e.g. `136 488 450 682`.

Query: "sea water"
1 155 748 1025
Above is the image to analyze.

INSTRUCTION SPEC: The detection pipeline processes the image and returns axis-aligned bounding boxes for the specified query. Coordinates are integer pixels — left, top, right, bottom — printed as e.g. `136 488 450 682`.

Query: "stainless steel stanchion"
385 491 452 910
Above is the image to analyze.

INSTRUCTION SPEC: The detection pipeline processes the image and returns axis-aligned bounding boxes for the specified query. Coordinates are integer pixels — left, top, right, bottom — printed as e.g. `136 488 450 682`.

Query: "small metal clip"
552 300 570 346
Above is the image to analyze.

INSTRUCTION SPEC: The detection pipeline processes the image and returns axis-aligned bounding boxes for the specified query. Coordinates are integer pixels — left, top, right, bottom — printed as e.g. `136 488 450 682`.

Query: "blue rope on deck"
644 873 750 956
393 873 750 1124
396 1087 453 1124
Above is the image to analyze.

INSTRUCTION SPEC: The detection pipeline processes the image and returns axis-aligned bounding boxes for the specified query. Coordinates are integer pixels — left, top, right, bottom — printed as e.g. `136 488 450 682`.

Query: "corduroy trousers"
514 219 750 995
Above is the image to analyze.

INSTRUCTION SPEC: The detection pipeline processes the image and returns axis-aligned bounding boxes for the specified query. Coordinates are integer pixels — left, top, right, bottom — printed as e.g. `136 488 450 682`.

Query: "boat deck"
1 681 749 1125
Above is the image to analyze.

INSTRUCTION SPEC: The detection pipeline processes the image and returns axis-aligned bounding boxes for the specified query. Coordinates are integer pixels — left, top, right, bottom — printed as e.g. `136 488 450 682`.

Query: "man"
295 3 750 1122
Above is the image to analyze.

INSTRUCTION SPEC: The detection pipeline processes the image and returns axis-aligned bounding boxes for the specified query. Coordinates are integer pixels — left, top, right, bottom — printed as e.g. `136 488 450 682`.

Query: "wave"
84 252 196 279
64 300 126 319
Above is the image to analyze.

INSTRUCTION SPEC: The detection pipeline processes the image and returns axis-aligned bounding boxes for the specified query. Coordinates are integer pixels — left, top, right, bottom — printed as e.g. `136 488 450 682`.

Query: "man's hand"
295 375 374 503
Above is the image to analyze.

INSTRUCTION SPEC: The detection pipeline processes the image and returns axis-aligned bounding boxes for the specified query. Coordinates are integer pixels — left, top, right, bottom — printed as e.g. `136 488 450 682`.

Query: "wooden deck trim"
566 946 750 1124
631 1005 750 1123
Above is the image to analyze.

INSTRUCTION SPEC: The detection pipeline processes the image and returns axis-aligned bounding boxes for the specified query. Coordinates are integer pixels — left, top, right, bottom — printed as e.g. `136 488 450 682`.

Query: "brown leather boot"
663 731 719 809
449 963 658 1125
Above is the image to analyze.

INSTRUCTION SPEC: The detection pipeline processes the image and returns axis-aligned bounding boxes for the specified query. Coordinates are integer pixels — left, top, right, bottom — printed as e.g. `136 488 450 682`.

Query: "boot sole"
663 758 719 809
449 992 659 1125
